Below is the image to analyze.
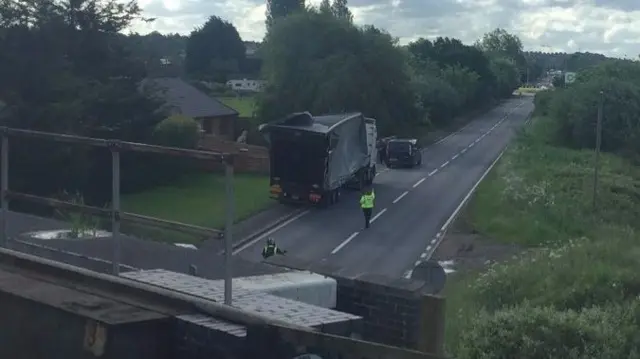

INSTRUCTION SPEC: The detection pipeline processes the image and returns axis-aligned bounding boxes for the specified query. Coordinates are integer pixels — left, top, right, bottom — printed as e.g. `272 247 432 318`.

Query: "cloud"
130 0 640 57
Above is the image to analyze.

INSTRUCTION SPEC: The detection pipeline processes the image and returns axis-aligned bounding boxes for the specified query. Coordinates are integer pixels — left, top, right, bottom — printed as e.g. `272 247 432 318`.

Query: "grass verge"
443 116 640 358
217 96 257 118
121 173 271 244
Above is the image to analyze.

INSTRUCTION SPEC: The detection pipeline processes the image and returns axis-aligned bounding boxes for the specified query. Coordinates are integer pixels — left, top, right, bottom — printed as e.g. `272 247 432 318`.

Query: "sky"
131 0 640 57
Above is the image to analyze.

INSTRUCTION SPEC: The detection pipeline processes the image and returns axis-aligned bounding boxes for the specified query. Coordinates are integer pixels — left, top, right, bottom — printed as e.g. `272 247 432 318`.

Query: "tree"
440 64 480 106
551 74 565 88
488 55 520 97
265 0 305 30
408 37 496 105
0 0 167 203
185 16 245 82
478 28 526 78
259 9 419 135
319 0 331 14
331 0 353 22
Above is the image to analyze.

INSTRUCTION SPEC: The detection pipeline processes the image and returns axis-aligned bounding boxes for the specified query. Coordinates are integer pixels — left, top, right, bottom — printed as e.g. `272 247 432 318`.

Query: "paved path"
235 97 535 278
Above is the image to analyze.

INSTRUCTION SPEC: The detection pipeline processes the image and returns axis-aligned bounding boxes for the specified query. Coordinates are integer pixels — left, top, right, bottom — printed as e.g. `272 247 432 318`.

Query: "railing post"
109 141 122 275
1 130 8 247
223 155 235 305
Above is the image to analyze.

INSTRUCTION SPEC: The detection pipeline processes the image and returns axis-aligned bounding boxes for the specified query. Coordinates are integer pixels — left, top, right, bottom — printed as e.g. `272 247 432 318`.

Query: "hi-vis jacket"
360 190 375 209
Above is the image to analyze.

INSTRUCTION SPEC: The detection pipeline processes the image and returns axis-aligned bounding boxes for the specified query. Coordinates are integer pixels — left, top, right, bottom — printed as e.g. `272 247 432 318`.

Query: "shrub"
456 303 640 359
532 90 553 116
151 115 200 149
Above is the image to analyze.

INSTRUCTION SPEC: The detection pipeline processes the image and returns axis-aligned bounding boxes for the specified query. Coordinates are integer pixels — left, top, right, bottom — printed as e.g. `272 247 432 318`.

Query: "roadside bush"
456 303 640 359
466 232 640 313
532 89 553 116
151 115 200 148
548 78 640 155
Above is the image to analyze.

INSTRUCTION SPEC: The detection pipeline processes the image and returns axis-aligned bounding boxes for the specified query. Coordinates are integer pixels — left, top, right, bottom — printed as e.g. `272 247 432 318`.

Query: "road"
236 97 535 279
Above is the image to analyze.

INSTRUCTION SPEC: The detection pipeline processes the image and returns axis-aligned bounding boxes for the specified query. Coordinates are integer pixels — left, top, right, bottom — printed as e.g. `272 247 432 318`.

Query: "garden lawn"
443 117 640 358
121 173 271 242
217 96 256 118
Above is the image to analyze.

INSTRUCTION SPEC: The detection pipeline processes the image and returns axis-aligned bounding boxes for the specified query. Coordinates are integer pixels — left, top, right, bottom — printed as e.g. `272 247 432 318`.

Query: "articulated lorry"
260 112 377 206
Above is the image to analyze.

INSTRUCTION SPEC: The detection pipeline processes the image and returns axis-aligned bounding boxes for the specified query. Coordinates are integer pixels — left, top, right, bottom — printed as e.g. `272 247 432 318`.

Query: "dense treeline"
525 50 610 79
0 0 201 208
258 5 525 135
0 0 607 208
535 59 640 160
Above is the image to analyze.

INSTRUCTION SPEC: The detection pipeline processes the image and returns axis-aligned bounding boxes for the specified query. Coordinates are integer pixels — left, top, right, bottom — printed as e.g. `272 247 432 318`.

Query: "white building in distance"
226 78 266 92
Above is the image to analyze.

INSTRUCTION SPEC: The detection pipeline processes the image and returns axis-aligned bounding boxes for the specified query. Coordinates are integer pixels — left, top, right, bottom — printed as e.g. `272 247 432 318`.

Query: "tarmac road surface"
236 97 535 278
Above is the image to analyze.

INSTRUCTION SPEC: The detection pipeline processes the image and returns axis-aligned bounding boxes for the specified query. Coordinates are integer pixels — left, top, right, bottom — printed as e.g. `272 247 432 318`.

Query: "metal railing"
0 126 237 305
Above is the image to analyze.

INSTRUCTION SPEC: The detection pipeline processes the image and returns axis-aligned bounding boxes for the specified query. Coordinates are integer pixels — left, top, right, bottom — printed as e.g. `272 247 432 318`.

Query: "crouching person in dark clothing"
262 237 287 259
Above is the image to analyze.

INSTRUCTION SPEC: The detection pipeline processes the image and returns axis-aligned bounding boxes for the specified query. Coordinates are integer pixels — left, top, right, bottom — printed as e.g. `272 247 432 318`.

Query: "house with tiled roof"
142 77 239 141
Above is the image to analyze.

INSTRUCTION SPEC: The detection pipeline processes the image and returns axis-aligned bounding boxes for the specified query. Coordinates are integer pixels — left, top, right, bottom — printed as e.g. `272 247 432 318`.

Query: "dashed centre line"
332 232 359 254
330 101 527 257
370 208 387 223
393 191 409 204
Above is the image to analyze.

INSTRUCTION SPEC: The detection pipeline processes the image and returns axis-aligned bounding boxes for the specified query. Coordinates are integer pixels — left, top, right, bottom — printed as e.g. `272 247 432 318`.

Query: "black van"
386 138 422 168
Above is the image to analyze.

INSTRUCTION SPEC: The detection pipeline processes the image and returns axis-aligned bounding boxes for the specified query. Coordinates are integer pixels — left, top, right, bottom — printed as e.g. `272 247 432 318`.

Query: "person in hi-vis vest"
359 187 375 229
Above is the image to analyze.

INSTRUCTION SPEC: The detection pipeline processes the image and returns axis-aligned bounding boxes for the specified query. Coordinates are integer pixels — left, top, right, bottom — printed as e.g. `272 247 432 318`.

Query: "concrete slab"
122 269 361 330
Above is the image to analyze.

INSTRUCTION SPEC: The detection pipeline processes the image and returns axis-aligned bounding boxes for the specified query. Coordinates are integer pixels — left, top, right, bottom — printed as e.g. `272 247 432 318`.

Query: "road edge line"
226 208 309 255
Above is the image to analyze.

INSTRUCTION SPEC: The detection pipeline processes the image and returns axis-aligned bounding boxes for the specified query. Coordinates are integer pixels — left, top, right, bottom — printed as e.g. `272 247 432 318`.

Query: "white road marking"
469 142 475 147
331 232 359 254
232 209 311 254
393 191 409 204
437 149 507 235
405 100 529 276
413 177 426 188
428 169 438 176
440 161 449 168
451 154 458 160
370 208 387 223
460 148 467 154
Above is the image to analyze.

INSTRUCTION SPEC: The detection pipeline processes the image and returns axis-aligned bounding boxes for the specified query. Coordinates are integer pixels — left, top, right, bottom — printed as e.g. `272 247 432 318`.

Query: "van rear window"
387 142 410 152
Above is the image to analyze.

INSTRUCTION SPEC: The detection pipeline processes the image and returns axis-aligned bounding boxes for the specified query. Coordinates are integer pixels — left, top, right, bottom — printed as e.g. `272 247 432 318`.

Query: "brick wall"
265 255 446 355
198 136 270 174
246 323 444 359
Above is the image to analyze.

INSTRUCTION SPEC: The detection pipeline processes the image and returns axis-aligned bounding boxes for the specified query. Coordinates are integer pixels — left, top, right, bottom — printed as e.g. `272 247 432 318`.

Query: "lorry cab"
386 138 422 168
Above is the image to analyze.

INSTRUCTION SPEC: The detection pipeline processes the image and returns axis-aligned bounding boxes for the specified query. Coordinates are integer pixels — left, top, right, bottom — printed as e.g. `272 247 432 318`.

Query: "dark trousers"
362 207 373 228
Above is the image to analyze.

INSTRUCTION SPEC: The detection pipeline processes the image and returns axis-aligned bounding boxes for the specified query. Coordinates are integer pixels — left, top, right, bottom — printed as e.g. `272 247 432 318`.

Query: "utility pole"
592 91 604 209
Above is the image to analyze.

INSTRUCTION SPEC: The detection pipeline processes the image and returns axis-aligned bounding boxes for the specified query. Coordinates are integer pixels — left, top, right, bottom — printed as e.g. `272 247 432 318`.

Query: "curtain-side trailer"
260 112 377 206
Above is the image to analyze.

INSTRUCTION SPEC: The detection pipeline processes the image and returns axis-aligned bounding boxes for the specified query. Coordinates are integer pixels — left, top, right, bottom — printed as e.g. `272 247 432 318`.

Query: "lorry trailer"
260 112 377 206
